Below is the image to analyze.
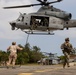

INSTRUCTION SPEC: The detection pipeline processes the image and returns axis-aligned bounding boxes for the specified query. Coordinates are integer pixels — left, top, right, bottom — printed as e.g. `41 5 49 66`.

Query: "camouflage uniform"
61 38 73 68
7 42 23 68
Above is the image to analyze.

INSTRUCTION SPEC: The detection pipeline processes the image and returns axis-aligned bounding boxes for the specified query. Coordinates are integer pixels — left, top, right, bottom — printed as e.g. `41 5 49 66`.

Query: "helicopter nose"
10 22 16 26
9 22 16 30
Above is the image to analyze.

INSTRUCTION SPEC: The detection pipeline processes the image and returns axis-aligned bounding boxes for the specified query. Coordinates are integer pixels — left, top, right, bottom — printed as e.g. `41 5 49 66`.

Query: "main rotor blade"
47 0 62 5
3 0 63 9
3 3 41 9
37 0 43 3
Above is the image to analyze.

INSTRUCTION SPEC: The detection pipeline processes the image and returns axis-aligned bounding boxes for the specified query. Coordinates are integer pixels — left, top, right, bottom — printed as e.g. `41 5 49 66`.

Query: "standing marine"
61 38 73 68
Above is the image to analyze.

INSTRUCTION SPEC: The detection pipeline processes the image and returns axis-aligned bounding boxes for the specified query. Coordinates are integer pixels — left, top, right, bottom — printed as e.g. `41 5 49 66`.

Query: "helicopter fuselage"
10 6 76 33
10 13 63 31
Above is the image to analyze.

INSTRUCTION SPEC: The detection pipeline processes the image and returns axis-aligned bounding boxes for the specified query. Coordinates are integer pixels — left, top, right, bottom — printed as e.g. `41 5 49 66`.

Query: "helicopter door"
49 17 64 30
30 16 49 28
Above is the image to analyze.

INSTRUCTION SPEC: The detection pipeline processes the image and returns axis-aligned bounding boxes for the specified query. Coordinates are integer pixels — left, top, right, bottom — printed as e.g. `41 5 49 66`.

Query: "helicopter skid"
22 30 54 35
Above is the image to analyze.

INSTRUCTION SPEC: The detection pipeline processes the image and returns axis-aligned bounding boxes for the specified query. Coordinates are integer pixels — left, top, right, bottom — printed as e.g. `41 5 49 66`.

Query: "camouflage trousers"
63 52 70 68
7 53 17 67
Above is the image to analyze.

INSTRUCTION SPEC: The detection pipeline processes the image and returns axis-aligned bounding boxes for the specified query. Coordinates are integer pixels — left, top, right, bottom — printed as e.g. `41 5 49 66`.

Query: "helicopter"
3 0 76 35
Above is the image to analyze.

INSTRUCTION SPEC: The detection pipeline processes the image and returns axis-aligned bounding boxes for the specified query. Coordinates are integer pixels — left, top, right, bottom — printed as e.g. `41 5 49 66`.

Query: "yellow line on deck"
18 73 33 75
35 70 46 72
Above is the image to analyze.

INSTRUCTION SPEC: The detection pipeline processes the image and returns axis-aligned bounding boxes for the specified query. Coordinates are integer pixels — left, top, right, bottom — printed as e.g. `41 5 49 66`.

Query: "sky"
0 0 76 56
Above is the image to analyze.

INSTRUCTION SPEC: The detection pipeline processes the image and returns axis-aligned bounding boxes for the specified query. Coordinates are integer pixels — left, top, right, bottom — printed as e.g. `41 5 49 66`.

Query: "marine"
7 42 23 68
61 38 73 68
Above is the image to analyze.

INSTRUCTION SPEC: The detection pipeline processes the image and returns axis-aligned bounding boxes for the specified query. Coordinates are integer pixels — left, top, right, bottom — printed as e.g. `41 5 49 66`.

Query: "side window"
22 16 24 21
17 16 24 22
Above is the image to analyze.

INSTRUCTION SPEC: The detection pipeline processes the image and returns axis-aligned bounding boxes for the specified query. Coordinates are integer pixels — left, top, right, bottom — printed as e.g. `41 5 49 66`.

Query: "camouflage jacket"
61 42 73 54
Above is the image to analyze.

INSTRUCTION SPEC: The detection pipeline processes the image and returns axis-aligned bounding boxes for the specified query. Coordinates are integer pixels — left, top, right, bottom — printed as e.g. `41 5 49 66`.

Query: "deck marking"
18 73 33 75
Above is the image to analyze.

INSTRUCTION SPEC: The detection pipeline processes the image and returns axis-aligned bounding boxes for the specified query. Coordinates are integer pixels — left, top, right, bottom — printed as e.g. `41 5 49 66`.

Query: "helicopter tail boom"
64 20 76 29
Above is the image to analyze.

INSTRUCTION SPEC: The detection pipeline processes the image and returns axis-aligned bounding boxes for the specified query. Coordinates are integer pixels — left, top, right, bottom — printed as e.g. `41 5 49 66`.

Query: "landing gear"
66 27 69 30
11 26 15 30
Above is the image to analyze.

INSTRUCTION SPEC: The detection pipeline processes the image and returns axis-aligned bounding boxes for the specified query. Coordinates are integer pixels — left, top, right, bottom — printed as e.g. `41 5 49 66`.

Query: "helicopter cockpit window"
17 16 24 22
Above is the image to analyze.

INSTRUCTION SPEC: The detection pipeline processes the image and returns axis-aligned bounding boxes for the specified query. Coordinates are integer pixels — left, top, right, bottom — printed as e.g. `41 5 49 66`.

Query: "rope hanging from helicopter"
25 34 29 46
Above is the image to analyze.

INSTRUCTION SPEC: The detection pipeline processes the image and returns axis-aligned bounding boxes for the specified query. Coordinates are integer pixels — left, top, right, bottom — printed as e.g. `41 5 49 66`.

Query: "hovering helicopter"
3 0 76 35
